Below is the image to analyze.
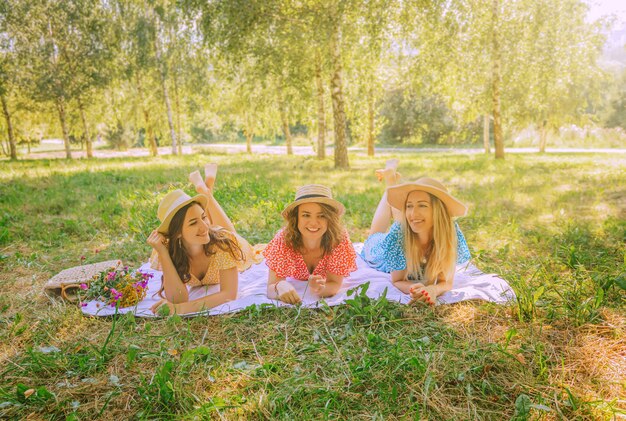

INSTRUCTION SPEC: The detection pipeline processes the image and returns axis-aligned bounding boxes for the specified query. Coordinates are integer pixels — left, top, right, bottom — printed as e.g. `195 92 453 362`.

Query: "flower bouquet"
79 263 153 308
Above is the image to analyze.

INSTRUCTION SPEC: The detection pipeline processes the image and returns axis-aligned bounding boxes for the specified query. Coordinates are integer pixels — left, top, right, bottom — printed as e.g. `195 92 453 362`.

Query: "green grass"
0 151 624 419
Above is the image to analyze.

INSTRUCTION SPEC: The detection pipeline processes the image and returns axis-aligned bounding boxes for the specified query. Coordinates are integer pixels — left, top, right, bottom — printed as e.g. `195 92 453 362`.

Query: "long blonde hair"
401 193 457 284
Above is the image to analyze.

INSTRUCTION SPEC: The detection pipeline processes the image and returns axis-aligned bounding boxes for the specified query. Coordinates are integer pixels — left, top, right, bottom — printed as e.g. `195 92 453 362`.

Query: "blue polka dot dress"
360 221 471 273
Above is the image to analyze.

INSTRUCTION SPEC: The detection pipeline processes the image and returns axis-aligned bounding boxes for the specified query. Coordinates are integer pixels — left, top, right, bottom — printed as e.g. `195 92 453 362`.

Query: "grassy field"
0 151 624 419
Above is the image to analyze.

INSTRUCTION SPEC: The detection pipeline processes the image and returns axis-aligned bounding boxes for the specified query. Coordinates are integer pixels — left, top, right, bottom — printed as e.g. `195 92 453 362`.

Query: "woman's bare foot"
204 163 218 191
375 159 402 185
189 170 206 190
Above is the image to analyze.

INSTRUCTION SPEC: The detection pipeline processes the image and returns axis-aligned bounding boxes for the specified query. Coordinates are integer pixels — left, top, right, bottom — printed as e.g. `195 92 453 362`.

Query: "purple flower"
109 288 123 300
80 302 87 307
107 271 116 281
80 283 88 290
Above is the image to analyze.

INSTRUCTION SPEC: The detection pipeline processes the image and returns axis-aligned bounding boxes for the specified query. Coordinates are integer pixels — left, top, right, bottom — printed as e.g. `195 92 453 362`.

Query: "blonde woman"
361 163 471 306
147 165 254 315
263 184 357 304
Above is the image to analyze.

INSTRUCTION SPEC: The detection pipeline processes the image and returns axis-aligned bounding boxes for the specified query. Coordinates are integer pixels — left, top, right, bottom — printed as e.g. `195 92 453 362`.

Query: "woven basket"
44 260 122 301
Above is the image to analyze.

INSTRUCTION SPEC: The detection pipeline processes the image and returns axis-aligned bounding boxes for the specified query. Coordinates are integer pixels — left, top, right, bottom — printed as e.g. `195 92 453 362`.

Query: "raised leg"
190 164 237 234
204 163 218 191
369 162 403 234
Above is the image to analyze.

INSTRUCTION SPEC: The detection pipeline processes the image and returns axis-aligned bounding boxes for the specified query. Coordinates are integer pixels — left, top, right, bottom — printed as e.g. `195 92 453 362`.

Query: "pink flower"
80 283 88 290
109 288 123 301
80 302 87 307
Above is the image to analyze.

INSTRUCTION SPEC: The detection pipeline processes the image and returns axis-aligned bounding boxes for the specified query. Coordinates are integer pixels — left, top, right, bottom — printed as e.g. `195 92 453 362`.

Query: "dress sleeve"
385 221 407 272
454 222 471 264
262 229 294 279
213 247 240 271
325 232 358 277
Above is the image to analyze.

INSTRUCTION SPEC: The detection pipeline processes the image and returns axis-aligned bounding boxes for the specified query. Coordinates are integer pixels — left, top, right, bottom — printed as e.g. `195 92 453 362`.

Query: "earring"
178 238 182 247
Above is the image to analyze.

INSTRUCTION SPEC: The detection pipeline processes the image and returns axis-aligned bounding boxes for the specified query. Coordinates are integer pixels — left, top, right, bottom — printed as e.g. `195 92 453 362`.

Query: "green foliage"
605 69 626 130
378 88 467 144
104 122 135 151
2 0 618 161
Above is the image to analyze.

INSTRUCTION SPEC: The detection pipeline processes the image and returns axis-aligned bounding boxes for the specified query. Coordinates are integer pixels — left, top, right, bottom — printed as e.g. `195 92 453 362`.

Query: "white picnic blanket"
81 244 516 317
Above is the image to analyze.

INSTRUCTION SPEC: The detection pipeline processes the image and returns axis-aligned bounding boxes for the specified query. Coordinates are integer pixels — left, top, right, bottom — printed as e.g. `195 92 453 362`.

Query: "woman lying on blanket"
361 160 471 306
264 184 357 304
147 164 253 315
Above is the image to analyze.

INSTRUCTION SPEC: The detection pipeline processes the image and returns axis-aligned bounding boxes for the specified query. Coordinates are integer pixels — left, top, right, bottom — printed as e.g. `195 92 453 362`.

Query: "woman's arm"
390 269 415 294
267 269 301 304
312 273 343 297
147 230 189 303
152 266 238 315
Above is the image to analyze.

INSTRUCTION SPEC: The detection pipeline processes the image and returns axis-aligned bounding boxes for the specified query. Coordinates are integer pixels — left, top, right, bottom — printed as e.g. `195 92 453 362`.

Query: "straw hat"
387 177 467 217
157 189 209 234
281 184 345 218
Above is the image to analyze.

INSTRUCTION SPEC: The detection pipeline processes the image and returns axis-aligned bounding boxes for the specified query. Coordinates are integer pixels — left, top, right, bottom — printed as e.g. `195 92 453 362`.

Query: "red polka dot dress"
263 229 357 280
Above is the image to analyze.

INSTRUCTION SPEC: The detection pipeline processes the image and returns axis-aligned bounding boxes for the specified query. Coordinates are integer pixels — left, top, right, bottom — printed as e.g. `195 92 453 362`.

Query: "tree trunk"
55 97 72 159
491 0 504 160
539 119 548 153
245 129 253 154
170 20 183 156
315 54 326 159
330 24 349 169
154 22 177 155
160 70 177 155
244 112 253 153
136 75 158 157
367 87 375 156
278 95 293 155
483 114 490 154
173 68 182 155
78 98 93 158
1 94 17 160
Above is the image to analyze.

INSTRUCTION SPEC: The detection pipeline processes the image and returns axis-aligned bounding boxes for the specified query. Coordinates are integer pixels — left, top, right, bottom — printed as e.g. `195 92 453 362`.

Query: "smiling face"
297 202 328 242
405 190 434 238
179 203 211 246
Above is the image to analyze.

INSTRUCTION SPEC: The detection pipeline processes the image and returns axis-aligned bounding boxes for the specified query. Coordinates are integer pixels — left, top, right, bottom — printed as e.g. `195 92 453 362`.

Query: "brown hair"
157 202 244 298
283 202 344 255
401 193 457 284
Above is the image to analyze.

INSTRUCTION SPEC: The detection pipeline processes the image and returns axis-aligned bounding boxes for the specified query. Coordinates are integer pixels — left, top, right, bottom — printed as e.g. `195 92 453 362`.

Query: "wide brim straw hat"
281 184 345 218
157 189 209 234
387 177 467 217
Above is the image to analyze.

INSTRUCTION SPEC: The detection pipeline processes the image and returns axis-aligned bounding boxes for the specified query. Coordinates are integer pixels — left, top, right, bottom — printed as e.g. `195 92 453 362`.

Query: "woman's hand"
151 298 176 316
409 283 437 306
147 230 169 255
275 280 302 304
307 275 326 294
